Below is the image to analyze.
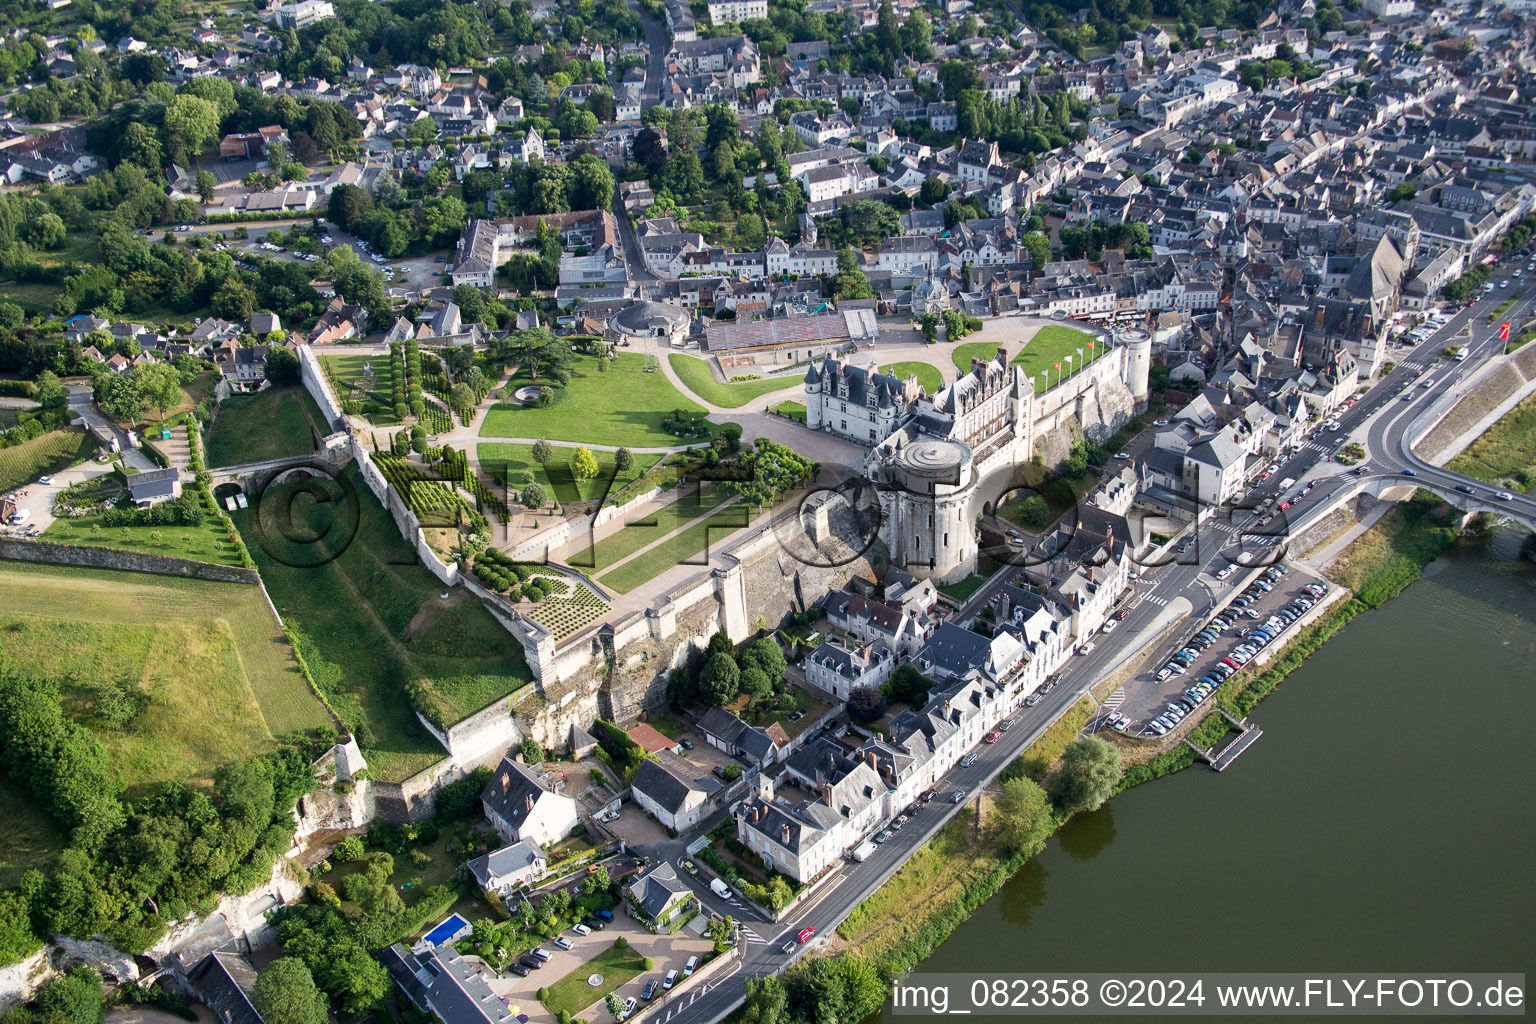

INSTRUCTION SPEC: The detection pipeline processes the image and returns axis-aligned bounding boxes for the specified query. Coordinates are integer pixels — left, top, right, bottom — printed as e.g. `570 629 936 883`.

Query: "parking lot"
1108 562 1332 732
481 904 713 1024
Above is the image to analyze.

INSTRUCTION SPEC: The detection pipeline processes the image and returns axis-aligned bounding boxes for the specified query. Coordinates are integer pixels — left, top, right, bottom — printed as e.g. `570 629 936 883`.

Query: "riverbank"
782 490 1467 1015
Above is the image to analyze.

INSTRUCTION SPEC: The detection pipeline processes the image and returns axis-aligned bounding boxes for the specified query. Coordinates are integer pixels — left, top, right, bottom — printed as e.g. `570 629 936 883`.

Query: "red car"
1278 500 1292 511
797 927 816 943
983 731 1001 744
1258 471 1271 481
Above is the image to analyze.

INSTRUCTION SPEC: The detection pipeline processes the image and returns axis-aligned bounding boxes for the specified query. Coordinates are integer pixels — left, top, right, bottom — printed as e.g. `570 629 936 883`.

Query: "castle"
803 326 1152 584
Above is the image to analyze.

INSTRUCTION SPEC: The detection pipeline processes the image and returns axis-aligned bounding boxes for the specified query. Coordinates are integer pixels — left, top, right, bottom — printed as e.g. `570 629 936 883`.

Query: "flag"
1054 363 1061 369
1501 321 1511 340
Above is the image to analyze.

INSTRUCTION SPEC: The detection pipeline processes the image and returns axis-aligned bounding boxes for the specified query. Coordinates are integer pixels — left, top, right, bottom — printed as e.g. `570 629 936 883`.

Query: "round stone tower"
1118 328 1153 411
803 359 824 431
885 436 976 585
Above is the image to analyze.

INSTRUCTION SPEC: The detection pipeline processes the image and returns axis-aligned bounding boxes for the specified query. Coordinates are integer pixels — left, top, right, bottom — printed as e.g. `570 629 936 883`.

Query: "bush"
613 935 628 949
521 738 545 765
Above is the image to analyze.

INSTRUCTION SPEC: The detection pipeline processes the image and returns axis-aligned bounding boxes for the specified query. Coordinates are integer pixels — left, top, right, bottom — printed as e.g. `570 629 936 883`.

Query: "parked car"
642 978 659 1001
797 927 816 943
620 996 638 1020
960 753 978 767
530 948 552 961
679 738 695 750
875 830 893 843
664 969 680 990
983 730 1001 744
572 923 592 936
508 964 530 977
517 956 542 971
953 790 966 803
553 937 574 950
684 955 699 976
582 917 604 931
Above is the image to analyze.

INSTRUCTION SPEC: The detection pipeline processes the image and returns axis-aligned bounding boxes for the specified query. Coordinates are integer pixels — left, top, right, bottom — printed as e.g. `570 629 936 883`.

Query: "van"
1279 477 1296 491
709 878 731 899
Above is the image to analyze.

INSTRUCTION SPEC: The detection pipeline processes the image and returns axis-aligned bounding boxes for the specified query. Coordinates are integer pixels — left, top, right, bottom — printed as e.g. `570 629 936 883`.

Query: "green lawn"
566 485 733 573
0 780 68 888
204 387 322 468
480 353 709 446
0 427 95 493
542 941 650 1019
952 325 1101 394
934 555 1004 602
46 511 247 566
234 464 533 781
597 502 758 594
478 443 663 506
668 354 800 407
880 361 943 393
774 401 807 422
0 560 332 796
322 352 390 407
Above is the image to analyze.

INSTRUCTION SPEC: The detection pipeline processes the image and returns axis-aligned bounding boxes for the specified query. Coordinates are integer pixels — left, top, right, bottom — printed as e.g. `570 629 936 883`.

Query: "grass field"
0 427 95 493
46 512 246 566
596 502 757 594
952 326 1101 394
0 782 68 888
668 354 800 407
322 352 389 407
0 560 331 795
542 942 649 1018
566 485 733 573
480 354 709 446
1447 391 1536 490
204 387 322 468
880 361 944 393
235 464 533 781
773 401 807 422
478 443 664 506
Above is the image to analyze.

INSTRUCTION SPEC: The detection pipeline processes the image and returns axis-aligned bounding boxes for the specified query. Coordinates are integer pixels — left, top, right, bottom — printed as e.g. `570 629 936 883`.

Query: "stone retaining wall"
0 538 259 583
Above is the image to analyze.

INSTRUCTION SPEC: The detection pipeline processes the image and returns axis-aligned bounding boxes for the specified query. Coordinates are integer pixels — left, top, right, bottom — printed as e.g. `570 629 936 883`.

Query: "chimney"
866 750 877 771
996 345 1007 364
525 793 534 813
752 806 761 825
781 823 792 845
971 357 980 373
821 782 833 805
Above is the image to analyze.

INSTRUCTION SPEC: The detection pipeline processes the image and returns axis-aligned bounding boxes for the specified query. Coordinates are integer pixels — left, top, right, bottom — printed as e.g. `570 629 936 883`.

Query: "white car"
572 923 591 936
36 475 53 485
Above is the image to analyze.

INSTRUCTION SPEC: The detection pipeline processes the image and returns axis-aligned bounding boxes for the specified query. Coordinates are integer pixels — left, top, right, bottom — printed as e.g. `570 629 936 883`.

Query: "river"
875 530 1536 1018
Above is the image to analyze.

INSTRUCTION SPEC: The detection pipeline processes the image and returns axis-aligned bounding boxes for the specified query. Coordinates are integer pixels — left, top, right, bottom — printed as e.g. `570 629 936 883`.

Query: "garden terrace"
479 353 711 447
203 387 323 468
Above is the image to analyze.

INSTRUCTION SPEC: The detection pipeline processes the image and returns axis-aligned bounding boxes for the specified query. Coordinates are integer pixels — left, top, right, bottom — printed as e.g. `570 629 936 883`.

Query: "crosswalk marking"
1102 687 1125 712
1143 594 1168 606
741 927 765 944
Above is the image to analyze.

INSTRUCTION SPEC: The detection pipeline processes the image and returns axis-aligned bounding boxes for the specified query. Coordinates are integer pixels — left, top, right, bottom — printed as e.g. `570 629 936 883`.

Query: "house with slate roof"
695 707 789 767
480 758 580 847
189 951 264 1024
380 943 513 1024
464 839 546 895
623 862 696 932
630 759 707 831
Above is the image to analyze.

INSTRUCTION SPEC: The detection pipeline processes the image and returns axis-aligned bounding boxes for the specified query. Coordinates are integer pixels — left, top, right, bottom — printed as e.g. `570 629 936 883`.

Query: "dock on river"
1185 709 1263 772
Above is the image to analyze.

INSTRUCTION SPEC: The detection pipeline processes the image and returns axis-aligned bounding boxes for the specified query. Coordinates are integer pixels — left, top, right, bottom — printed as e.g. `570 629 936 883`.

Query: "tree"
1048 736 1122 814
707 915 735 953
988 776 1053 854
900 11 935 61
883 664 933 708
847 684 886 723
164 94 221 163
698 652 740 706
832 248 873 300
1022 231 1051 270
39 968 104 1024
570 153 615 210
132 362 183 420
605 993 626 1018
740 637 786 684
632 128 668 174
521 481 548 509
615 447 635 473
938 59 981 97
741 666 772 703
706 630 735 659
196 170 217 203
1387 182 1417 203
328 182 375 231
265 345 301 387
667 666 697 708
254 959 328 1024
1014 494 1050 529
571 446 599 481
532 438 555 463
521 738 545 764
740 975 790 1024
